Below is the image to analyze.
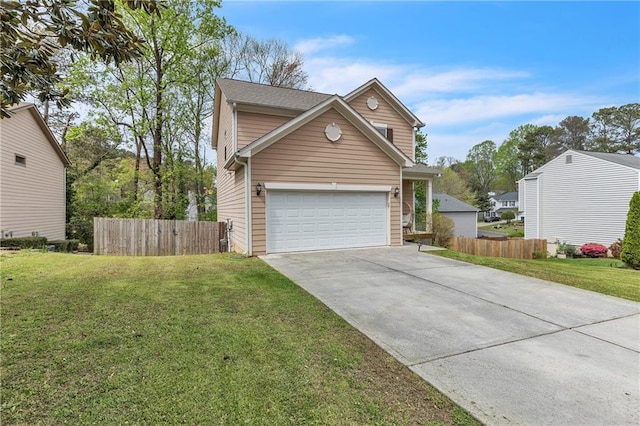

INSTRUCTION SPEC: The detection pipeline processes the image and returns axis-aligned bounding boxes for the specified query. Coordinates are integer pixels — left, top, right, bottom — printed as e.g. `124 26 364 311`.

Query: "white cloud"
390 68 530 98
294 35 355 56
304 57 404 94
415 93 602 127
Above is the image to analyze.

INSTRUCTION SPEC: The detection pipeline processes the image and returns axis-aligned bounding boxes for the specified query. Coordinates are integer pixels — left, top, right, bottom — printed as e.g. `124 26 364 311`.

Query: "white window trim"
371 121 387 137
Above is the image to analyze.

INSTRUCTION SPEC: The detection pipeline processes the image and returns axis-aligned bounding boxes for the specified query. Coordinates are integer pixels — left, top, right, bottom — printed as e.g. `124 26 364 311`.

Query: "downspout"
427 178 433 233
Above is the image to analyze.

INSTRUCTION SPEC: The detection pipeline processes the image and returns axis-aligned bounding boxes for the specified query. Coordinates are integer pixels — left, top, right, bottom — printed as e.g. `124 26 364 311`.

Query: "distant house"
0 103 70 240
518 149 640 246
433 193 478 238
486 191 519 220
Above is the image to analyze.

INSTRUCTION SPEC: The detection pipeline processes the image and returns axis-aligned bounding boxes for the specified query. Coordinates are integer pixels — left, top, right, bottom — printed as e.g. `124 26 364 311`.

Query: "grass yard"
477 222 524 238
0 252 478 425
429 250 639 302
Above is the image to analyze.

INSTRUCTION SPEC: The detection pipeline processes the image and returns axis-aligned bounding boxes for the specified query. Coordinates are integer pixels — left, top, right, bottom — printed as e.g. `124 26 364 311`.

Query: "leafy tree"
432 168 476 206
621 192 640 269
554 116 590 151
500 210 515 224
589 107 619 152
0 0 160 117
414 130 428 165
70 0 232 219
465 140 496 194
494 135 522 192
475 192 492 214
612 103 640 154
518 125 556 173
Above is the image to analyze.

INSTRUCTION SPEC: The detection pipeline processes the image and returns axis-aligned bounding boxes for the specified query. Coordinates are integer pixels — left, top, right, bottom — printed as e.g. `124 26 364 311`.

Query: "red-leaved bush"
580 243 608 258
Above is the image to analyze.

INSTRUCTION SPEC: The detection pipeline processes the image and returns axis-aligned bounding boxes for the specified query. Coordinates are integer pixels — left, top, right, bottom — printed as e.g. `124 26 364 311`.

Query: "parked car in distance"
484 216 500 222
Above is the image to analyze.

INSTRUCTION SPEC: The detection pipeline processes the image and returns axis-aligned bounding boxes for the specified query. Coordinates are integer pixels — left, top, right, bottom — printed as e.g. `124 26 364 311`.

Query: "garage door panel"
267 190 388 253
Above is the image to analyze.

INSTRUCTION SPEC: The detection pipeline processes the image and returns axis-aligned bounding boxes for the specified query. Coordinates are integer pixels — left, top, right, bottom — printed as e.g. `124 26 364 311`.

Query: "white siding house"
434 193 478 238
0 103 70 240
518 150 640 246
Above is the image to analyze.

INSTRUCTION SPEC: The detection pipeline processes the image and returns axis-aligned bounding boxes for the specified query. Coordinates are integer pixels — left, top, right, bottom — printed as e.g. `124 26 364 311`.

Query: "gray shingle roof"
433 193 478 212
492 191 518 201
576 150 640 170
216 78 332 111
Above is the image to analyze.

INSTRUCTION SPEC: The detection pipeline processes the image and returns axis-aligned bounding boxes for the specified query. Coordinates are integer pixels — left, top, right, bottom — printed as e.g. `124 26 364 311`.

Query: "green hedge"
0 237 47 249
48 239 80 253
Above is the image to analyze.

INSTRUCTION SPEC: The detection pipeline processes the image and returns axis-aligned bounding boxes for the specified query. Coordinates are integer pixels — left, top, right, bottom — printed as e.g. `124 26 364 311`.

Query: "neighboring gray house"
0 103 70 240
486 191 519 220
434 193 478 237
518 149 640 246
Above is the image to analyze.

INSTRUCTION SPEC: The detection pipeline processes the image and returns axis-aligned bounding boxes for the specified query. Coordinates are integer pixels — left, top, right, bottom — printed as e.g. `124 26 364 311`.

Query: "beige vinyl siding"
0 108 66 239
250 108 402 255
216 94 234 163
215 95 246 253
237 111 290 149
348 88 415 160
534 151 639 246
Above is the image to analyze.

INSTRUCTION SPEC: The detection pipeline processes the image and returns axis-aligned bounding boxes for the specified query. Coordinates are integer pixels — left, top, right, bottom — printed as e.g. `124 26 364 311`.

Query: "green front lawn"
430 250 639 302
1 252 478 425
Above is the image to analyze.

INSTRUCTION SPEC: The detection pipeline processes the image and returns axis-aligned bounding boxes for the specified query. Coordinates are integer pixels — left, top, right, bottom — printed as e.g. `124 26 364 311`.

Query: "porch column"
426 178 433 232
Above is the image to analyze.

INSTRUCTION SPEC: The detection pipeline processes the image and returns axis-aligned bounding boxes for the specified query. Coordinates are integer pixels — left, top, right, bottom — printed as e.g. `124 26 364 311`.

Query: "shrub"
580 243 608 258
501 210 515 224
0 236 47 249
431 213 455 248
621 191 640 269
565 244 579 258
48 239 80 253
609 239 623 259
532 250 547 259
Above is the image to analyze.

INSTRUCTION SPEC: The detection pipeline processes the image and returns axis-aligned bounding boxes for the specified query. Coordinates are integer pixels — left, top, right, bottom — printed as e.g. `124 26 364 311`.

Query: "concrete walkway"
262 245 640 425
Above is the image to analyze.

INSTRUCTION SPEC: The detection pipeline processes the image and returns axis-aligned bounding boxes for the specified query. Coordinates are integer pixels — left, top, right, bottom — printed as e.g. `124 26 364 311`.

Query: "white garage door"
267 191 388 253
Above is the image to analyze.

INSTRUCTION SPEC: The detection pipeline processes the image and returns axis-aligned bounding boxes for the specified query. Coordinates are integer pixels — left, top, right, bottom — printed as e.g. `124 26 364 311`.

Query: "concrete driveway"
262 245 640 425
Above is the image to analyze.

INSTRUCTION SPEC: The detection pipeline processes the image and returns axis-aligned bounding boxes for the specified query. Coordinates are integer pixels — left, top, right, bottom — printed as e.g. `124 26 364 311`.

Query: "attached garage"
266 190 388 253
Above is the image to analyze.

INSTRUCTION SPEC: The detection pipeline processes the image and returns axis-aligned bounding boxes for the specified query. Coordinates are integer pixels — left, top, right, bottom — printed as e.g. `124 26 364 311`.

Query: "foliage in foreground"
621 192 640 269
0 252 478 425
429 250 639 302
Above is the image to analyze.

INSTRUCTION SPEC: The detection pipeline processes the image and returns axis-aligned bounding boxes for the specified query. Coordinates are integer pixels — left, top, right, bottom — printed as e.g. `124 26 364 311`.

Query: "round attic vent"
325 123 342 142
367 96 378 110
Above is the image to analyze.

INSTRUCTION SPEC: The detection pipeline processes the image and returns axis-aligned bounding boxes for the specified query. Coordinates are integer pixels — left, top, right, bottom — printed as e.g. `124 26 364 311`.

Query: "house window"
371 122 394 143
15 154 26 166
566 155 572 164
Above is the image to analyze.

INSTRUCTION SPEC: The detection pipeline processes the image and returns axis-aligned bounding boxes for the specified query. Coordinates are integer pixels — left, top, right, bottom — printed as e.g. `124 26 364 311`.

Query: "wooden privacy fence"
449 237 547 259
94 218 226 256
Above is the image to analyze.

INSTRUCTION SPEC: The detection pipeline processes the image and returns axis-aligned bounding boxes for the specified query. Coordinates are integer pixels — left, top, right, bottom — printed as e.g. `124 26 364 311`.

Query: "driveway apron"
262 245 640 426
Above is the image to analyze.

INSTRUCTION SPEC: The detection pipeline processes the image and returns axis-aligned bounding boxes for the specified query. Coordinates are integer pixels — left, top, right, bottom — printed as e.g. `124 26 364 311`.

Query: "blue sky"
218 1 639 163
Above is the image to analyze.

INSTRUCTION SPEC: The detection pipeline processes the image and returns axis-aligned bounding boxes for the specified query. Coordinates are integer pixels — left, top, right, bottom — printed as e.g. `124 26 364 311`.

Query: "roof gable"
433 193 478 212
216 78 332 111
575 150 640 170
225 95 413 170
519 149 640 181
492 191 518 201
343 78 424 128
5 103 70 166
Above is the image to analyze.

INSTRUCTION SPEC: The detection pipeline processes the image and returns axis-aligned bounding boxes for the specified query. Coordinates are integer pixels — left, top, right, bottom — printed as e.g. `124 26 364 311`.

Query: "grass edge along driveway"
429 250 639 303
1 252 479 425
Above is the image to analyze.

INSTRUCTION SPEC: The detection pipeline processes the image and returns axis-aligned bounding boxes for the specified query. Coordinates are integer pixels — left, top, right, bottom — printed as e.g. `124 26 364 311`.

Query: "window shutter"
387 128 394 143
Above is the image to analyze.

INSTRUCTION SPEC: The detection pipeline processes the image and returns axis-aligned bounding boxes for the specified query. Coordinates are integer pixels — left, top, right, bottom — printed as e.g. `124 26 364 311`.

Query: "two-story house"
212 78 440 255
485 191 520 220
